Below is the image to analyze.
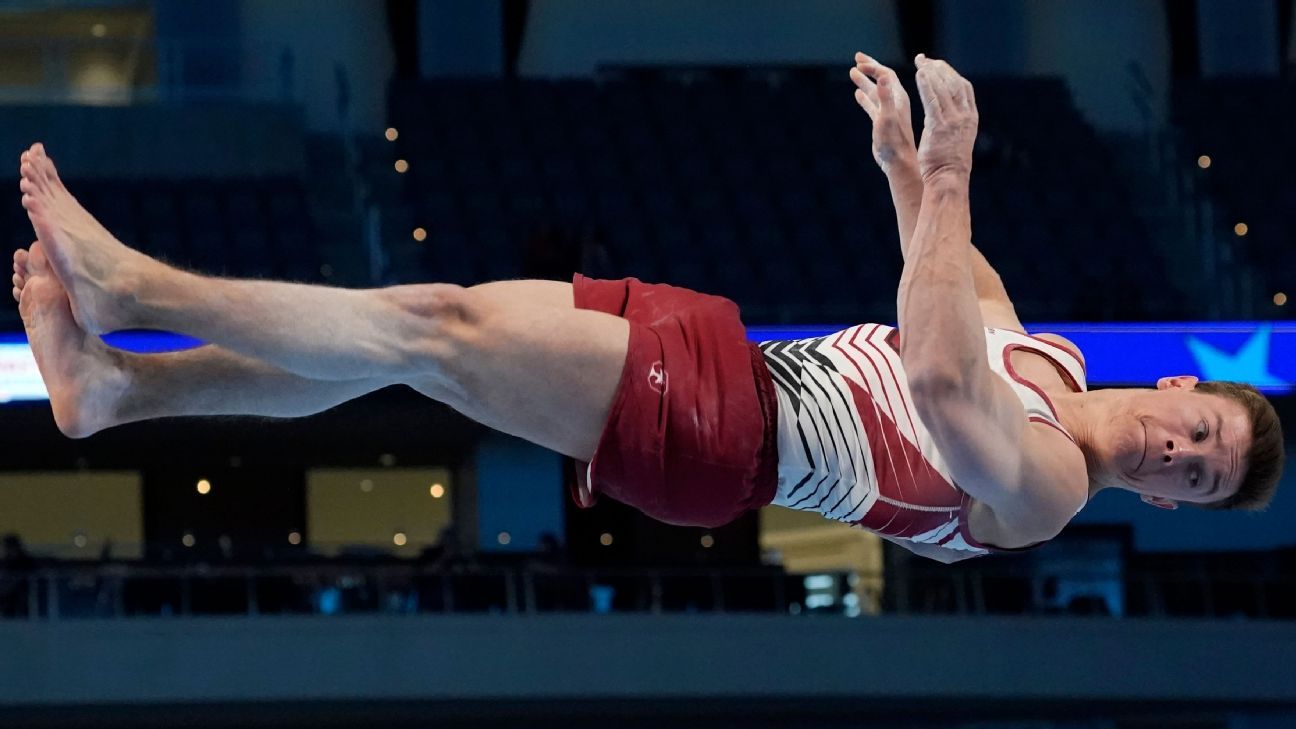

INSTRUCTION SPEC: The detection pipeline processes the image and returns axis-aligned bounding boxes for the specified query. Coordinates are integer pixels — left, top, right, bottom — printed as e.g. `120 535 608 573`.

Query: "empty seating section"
1173 78 1296 303
1 178 321 314
386 70 1154 323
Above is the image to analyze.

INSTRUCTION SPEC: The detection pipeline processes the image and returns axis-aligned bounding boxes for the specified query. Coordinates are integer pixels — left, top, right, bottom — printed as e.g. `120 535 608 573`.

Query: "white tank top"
757 324 1088 555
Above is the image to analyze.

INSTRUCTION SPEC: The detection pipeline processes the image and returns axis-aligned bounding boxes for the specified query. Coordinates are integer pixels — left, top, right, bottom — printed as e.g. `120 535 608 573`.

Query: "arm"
897 56 1083 532
850 54 1023 329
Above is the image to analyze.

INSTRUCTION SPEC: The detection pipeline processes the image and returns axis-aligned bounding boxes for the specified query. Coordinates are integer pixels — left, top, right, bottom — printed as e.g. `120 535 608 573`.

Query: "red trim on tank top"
1025 334 1087 379
953 491 992 552
953 491 1048 553
1001 343 1068 421
1029 415 1078 446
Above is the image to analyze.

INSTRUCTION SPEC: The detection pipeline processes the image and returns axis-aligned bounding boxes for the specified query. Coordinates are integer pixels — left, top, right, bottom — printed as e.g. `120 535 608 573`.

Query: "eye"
1194 422 1208 443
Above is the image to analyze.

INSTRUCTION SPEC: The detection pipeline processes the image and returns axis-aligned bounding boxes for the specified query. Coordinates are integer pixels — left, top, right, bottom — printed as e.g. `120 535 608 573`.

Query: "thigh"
409 280 628 462
466 279 573 309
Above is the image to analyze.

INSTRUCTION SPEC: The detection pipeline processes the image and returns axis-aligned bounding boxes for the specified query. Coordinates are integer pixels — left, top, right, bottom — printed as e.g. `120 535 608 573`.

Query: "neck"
1049 389 1130 499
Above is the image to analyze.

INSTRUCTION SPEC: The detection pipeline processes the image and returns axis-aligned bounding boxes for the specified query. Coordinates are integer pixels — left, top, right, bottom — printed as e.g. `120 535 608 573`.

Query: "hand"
849 52 917 176
913 54 978 184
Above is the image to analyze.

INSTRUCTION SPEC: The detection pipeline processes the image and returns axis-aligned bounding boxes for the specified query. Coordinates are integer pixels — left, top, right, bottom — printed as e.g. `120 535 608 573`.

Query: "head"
1091 376 1284 511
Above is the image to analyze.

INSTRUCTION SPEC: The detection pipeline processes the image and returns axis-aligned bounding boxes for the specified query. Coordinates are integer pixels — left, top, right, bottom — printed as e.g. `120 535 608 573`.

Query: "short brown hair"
1189 381 1285 511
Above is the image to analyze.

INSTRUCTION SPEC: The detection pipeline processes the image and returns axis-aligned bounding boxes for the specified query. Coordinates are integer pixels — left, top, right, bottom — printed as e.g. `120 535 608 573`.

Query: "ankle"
110 258 182 331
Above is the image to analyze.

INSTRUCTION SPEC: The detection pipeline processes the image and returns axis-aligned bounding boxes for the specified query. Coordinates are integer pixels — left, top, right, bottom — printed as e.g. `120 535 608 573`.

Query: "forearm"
885 160 924 260
887 162 1009 303
896 177 987 390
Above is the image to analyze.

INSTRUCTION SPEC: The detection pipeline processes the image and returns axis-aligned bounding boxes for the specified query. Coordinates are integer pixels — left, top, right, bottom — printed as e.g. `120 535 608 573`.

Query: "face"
1104 377 1251 506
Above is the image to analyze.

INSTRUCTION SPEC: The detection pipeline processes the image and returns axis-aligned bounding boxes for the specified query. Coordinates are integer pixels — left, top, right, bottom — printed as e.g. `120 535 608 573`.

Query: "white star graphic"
1185 324 1288 387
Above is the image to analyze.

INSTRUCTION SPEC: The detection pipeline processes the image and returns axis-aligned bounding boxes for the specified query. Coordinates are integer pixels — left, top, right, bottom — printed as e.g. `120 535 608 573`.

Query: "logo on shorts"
647 360 669 394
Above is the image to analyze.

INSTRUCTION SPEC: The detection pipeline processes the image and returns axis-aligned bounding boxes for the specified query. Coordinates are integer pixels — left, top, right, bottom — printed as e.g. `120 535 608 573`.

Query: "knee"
377 283 475 374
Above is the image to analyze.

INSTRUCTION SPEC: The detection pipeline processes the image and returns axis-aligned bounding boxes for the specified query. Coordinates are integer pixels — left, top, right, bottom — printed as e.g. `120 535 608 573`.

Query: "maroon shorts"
566 274 779 528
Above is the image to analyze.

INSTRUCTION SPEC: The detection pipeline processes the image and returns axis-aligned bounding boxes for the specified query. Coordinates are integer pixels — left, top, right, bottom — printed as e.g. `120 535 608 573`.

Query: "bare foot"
17 243 130 438
19 142 166 335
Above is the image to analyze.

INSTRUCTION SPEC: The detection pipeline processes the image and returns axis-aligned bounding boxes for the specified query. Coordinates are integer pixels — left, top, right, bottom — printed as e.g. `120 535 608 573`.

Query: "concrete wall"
1 614 1293 705
1197 0 1281 77
938 0 1171 132
518 0 904 75
235 0 394 134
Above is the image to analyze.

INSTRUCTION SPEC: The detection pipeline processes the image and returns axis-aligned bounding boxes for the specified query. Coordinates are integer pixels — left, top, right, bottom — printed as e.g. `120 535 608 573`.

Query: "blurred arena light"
196 479 211 495
385 127 399 141
394 159 409 173
1234 222 1249 236
1197 154 1211 169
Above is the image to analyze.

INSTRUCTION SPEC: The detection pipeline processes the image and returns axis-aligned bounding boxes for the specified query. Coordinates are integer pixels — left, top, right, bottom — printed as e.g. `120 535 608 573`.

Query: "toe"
38 153 62 189
28 242 48 273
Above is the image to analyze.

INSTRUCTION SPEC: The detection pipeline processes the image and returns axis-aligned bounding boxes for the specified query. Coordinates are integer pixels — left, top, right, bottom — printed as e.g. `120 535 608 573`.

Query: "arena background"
1 1 1295 727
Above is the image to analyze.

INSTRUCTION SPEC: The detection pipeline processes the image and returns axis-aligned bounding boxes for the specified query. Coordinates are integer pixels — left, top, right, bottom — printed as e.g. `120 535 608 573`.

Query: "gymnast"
12 54 1282 563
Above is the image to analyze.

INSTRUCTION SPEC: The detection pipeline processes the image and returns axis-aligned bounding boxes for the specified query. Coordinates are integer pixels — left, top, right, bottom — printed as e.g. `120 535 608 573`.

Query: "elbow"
908 371 969 407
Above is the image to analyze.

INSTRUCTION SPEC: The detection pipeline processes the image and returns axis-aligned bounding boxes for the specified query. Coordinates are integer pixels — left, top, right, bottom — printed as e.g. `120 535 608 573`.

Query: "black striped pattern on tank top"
759 336 876 522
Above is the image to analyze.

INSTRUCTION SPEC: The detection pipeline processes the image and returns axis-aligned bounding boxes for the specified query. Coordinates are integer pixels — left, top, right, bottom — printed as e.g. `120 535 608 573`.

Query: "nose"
1161 438 1192 465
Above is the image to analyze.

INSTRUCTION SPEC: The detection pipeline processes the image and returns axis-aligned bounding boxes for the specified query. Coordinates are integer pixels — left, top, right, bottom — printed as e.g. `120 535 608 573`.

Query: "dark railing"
1 561 1292 621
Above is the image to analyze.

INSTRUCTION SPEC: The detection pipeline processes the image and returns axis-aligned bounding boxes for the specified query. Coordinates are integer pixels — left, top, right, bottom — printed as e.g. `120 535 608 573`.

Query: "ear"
1156 375 1200 391
1141 494 1179 511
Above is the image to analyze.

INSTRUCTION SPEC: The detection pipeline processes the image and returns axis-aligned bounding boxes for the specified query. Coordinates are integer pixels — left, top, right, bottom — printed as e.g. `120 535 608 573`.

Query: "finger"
868 63 909 110
958 77 977 113
849 67 880 116
13 273 23 289
876 71 897 111
927 56 971 111
12 287 19 303
915 66 944 121
917 56 954 105
849 64 879 93
853 88 879 118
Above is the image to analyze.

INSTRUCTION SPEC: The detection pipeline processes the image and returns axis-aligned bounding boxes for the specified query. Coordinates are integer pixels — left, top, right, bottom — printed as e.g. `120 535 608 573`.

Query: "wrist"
922 169 970 193
884 155 921 184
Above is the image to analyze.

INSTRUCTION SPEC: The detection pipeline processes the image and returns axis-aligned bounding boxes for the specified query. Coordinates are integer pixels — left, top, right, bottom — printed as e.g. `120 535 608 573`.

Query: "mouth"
1131 419 1147 478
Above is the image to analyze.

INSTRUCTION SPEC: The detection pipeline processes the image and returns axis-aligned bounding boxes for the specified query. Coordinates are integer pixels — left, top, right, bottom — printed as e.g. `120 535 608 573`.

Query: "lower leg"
16 250 399 437
114 346 398 426
19 143 464 383
125 271 468 383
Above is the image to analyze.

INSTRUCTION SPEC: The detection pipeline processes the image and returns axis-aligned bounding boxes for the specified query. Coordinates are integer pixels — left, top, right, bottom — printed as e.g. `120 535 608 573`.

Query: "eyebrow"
1209 412 1225 497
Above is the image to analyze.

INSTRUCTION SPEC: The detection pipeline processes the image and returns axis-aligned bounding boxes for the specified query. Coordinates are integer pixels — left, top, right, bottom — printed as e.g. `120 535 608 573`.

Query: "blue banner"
750 322 1293 394
0 322 1290 403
